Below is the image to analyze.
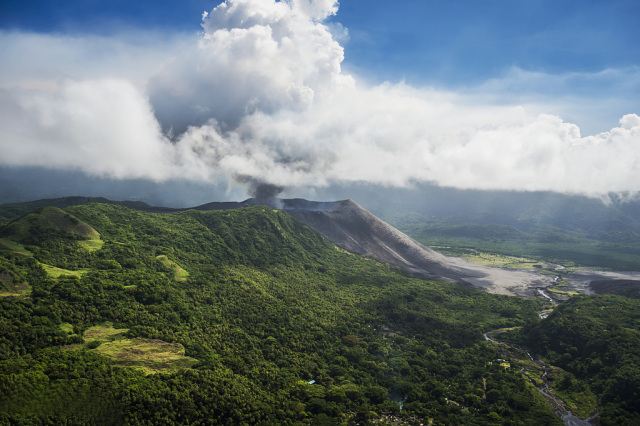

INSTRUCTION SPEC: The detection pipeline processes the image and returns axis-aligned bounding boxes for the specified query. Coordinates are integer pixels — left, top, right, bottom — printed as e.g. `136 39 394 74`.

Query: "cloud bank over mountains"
1 0 639 198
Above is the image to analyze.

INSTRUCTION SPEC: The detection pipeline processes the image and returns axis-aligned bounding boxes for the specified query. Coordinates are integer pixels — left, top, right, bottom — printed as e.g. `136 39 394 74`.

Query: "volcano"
0 195 553 296
194 197 554 296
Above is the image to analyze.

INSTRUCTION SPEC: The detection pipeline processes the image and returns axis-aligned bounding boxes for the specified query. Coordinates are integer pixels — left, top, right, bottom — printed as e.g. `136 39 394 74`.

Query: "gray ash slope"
284 199 481 282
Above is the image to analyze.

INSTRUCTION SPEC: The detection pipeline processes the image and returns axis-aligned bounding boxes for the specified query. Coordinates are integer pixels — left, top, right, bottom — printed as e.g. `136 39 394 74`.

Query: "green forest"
510 293 640 424
0 201 638 424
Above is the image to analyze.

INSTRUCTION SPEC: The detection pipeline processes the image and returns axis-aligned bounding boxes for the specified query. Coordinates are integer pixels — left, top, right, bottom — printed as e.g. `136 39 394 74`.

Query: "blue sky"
3 0 639 87
1 0 639 203
341 1 639 88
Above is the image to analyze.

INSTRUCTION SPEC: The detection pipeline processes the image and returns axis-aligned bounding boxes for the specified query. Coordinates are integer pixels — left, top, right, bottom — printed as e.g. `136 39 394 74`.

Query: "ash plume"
252 182 284 201
239 176 285 209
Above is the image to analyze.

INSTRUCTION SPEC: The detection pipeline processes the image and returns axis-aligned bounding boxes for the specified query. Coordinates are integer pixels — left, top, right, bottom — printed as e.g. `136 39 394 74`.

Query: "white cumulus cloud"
0 0 639 198
0 79 175 180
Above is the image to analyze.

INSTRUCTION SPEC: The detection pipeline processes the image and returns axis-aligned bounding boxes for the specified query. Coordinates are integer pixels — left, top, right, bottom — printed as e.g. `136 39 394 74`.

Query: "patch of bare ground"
565 271 640 295
0 273 30 298
96 338 198 374
83 323 198 374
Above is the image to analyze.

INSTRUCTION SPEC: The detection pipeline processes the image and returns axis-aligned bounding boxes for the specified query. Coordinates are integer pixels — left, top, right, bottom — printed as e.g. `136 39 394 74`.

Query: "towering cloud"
149 0 351 134
0 0 639 198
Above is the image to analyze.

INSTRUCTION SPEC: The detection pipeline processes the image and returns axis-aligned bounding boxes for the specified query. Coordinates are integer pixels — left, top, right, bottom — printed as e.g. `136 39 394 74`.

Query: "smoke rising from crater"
236 175 285 208
250 182 284 201
0 0 639 199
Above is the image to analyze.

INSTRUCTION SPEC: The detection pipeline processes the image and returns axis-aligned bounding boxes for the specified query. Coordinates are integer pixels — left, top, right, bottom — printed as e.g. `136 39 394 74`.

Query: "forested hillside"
514 293 640 425
0 202 562 425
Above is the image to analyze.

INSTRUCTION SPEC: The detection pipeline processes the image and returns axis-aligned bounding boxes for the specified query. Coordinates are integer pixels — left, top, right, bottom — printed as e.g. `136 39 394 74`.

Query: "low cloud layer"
1 0 639 199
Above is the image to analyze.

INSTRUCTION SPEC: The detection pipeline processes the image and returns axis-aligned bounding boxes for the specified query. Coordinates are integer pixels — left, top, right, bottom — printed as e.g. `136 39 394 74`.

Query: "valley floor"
441 250 640 299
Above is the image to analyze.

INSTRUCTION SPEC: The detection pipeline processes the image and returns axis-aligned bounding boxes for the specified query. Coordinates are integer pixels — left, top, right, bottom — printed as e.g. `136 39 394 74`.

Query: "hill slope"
514 293 640 425
0 201 563 425
0 197 556 296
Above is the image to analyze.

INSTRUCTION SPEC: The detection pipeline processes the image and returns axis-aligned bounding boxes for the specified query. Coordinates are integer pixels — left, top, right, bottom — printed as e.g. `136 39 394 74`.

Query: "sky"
1 0 639 205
